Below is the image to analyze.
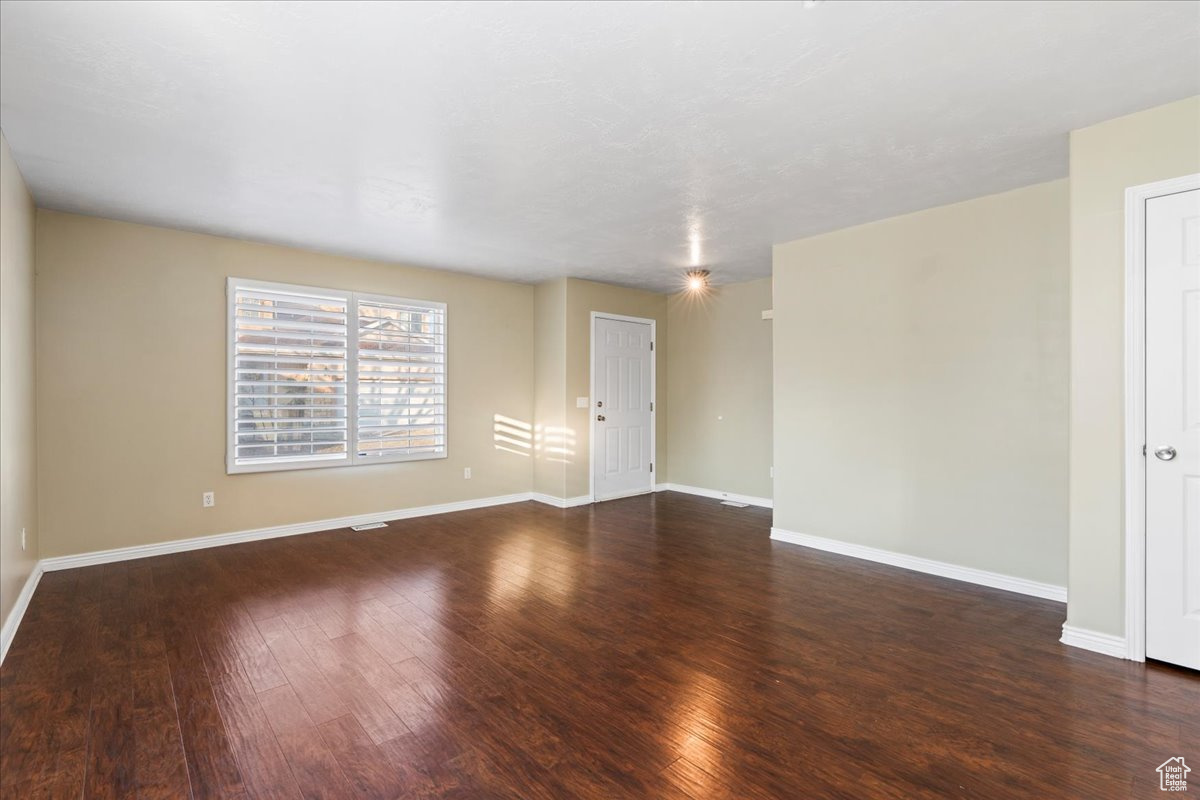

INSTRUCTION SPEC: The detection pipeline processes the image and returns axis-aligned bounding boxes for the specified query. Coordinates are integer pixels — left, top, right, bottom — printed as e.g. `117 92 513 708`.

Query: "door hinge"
650 401 654 412
650 341 654 351
650 462 654 473
1142 443 1147 457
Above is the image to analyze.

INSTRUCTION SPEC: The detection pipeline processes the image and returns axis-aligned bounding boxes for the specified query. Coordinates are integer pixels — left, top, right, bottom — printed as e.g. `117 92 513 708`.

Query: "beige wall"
1067 97 1200 636
1 133 39 631
773 179 1069 586
31 213 676 549
35 211 535 557
563 278 668 499
667 278 773 499
533 278 568 497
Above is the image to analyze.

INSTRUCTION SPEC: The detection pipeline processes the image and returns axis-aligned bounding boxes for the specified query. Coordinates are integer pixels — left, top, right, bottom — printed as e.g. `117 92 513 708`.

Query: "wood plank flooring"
1 492 1195 798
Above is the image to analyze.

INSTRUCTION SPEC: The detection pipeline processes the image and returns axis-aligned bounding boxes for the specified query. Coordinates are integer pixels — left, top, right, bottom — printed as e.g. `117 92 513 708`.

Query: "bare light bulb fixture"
685 269 711 292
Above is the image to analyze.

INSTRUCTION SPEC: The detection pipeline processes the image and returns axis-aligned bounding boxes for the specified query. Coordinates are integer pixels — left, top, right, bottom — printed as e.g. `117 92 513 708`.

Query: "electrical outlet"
202 491 215 508
21 527 26 551
463 467 472 479
770 466 774 479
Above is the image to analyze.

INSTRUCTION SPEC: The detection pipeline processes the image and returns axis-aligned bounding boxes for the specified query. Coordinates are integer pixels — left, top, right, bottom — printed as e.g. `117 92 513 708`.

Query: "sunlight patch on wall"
534 424 575 464
493 413 532 457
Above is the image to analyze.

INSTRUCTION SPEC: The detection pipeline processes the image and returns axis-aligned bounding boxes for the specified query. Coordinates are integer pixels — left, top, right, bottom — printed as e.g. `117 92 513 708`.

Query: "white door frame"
1123 172 1200 662
588 311 657 503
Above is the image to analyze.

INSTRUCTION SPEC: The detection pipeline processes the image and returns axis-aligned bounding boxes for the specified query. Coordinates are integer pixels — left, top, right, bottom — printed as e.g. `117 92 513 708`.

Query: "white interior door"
1146 187 1200 670
592 315 654 501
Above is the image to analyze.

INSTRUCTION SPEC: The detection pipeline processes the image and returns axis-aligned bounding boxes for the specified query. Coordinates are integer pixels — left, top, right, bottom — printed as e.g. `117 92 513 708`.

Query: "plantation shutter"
229 280 350 471
355 296 447 461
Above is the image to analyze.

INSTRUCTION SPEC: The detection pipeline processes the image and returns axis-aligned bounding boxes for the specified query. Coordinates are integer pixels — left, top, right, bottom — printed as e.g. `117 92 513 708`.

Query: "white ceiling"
2 1 1198 291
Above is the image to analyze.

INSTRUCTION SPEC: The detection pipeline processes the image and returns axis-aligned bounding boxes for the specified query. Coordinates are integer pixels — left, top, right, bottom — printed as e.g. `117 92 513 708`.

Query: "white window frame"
227 277 448 474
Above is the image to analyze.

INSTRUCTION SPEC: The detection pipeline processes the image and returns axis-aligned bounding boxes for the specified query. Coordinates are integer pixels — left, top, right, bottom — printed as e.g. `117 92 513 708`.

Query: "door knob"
1154 445 1177 461
597 414 606 422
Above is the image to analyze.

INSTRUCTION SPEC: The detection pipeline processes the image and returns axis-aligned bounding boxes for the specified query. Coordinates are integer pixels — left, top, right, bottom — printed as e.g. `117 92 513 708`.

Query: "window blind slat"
235 401 344 408
237 420 348 430
236 371 346 381
235 346 348 357
236 319 349 335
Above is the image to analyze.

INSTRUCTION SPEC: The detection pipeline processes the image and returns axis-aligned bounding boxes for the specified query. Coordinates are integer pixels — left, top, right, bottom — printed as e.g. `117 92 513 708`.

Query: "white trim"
0 562 44 664
1060 625 1129 660
770 527 1067 602
589 311 656 504
656 483 773 509
1123 173 1200 662
531 493 593 509
39 493 532 572
591 488 654 503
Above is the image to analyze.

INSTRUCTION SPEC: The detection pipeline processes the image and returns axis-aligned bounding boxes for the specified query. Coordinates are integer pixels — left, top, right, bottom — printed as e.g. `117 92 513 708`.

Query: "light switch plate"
576 397 589 408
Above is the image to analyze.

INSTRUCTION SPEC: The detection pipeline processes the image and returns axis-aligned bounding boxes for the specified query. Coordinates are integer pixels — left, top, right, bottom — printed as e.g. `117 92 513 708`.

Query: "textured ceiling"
2 1 1198 291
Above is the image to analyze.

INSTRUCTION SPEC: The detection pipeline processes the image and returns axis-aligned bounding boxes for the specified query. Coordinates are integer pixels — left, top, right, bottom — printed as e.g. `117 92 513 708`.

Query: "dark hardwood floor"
1 492 1195 799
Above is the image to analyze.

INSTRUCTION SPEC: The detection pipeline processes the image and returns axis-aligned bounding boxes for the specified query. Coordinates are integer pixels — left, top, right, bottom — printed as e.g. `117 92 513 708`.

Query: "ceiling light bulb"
685 269 711 291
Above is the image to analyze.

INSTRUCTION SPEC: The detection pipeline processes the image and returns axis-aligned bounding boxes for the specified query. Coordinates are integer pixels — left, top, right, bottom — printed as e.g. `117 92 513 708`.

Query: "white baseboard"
531 493 593 509
770 527 1067 603
1060 624 1129 659
656 483 773 509
40 492 534 573
0 562 44 664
